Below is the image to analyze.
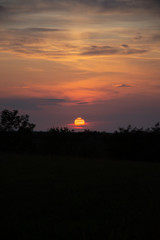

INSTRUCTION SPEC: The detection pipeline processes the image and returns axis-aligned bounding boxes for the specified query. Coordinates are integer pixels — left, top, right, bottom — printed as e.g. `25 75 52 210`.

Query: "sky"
0 0 160 131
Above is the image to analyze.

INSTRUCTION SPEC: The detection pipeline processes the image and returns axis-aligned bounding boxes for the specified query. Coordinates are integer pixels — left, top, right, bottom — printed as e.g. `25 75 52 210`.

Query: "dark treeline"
0 109 160 161
0 126 160 162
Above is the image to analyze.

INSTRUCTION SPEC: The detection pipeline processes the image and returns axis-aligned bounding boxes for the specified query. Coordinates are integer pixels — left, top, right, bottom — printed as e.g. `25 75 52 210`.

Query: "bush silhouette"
0 109 35 132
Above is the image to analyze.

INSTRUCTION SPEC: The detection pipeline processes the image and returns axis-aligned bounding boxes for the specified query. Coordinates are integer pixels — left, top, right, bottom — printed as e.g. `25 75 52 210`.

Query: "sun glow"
74 117 85 126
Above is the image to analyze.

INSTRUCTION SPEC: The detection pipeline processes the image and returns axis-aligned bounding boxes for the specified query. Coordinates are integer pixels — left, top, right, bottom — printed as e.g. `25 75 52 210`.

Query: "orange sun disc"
74 117 85 126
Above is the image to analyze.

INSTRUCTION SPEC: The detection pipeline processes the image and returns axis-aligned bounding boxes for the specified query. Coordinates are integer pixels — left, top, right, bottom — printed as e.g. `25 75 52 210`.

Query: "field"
1 154 160 239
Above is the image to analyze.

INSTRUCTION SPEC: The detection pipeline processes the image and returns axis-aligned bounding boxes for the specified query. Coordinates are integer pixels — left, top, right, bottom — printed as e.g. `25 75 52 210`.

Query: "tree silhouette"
0 109 35 132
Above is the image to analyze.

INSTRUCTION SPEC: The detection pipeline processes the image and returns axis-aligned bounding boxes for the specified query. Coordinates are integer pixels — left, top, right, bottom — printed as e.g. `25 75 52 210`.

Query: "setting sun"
0 0 160 132
74 117 85 126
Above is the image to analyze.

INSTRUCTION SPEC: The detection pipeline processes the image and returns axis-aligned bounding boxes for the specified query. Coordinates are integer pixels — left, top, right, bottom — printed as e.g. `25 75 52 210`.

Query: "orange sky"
0 0 160 131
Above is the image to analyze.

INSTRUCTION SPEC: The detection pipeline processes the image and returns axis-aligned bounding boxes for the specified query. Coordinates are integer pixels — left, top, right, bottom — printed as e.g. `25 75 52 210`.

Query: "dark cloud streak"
1 0 160 17
0 5 6 12
25 28 66 32
81 45 148 56
81 45 119 56
116 84 132 88
0 98 70 111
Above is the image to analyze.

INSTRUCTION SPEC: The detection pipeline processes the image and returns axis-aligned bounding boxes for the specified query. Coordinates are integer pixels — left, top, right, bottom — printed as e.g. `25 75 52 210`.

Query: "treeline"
0 125 160 162
0 109 160 161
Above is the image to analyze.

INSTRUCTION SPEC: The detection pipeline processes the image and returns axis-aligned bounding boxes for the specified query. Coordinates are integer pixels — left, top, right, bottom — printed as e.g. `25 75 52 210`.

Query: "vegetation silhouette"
0 109 35 132
1 110 160 240
0 109 36 153
0 109 160 161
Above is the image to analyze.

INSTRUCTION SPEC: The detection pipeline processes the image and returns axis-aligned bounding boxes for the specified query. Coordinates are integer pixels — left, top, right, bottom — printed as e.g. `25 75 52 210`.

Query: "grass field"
0 154 160 239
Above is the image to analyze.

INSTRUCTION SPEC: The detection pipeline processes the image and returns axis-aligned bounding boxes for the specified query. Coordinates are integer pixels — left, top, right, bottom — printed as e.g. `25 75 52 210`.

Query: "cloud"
0 27 148 59
0 98 70 111
81 45 119 56
0 5 9 22
0 5 6 12
115 84 132 88
151 34 160 42
98 0 160 14
81 45 147 56
1 0 160 17
121 44 129 48
125 48 147 54
0 98 40 110
76 101 89 105
0 26 148 59
0 27 74 59
24 28 67 32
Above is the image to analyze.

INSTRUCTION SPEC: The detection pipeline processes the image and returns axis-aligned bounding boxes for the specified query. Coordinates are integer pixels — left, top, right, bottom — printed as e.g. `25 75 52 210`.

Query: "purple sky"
0 0 160 131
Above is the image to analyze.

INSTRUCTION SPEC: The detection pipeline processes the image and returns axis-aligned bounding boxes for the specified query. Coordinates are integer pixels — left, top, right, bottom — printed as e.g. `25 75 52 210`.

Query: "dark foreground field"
1 154 160 239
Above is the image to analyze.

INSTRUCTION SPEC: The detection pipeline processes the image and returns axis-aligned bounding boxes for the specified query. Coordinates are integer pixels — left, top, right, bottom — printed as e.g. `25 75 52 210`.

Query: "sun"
74 117 85 126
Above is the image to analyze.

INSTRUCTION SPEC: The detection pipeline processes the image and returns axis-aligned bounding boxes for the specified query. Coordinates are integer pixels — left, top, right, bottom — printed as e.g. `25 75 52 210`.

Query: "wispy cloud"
151 34 160 42
121 44 129 48
0 98 72 111
0 26 148 60
0 5 6 12
0 1 159 29
0 28 74 59
114 84 132 88
1 0 160 15
25 28 66 32
81 45 147 57
81 45 119 56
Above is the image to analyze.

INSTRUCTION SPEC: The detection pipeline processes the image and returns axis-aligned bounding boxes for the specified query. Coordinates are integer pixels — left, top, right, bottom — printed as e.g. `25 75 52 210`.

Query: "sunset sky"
0 0 160 131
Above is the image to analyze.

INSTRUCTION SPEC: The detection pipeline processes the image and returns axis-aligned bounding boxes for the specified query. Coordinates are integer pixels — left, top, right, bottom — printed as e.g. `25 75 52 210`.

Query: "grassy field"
0 154 160 239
